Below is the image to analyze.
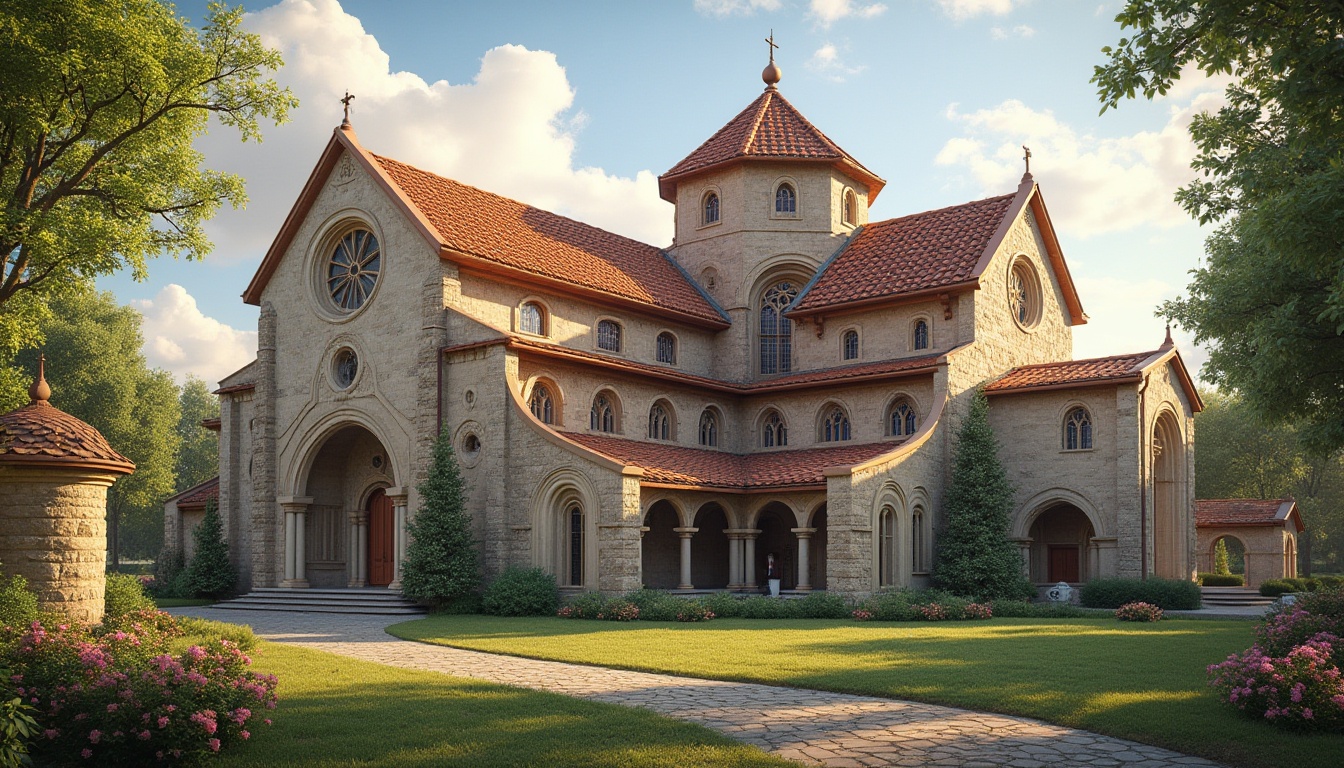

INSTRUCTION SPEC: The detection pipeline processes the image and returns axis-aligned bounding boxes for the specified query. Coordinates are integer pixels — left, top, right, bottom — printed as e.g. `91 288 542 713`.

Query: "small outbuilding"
162 476 220 564
1195 498 1302 589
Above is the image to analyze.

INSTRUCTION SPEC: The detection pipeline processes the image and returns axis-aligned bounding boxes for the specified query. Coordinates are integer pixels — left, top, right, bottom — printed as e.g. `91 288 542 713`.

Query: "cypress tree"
184 499 236 599
401 431 481 609
933 390 1036 601
1213 538 1231 575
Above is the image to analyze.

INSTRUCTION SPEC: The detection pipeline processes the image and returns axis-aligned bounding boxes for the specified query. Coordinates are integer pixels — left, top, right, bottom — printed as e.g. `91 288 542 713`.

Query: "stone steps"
1200 586 1274 607
213 587 427 616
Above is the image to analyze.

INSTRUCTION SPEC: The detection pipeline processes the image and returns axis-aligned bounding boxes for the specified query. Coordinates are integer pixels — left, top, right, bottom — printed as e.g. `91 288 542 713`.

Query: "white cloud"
807 43 867 82
809 0 887 28
934 89 1226 237
990 24 1035 39
693 0 782 16
131 285 258 386
194 0 672 266
937 0 1016 20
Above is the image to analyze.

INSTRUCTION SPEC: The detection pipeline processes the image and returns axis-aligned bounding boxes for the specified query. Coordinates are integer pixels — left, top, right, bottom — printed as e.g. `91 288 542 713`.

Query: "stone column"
1091 537 1119 580
1011 537 1033 579
674 527 697 590
279 497 313 588
744 529 760 588
793 527 816 591
726 530 743 589
387 488 409 591
347 510 368 588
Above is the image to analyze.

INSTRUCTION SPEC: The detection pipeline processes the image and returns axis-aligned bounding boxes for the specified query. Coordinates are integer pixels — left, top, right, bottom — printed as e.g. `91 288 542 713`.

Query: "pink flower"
81 748 92 759
240 730 250 740
43 729 59 740
88 730 102 744
158 716 169 728
208 738 221 752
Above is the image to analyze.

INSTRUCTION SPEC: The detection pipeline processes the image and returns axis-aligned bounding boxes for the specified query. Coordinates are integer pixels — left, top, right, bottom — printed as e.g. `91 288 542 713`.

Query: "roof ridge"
867 191 1018 229
742 90 774 156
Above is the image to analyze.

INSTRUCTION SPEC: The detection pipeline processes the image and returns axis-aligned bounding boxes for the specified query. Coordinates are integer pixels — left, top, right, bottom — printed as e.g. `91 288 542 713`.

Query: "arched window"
596 320 622 352
656 332 677 365
519 301 546 335
759 281 798 375
889 400 917 437
1064 407 1093 450
648 402 672 441
1008 258 1042 328
775 183 796 215
842 329 859 361
821 405 851 442
762 410 788 448
529 384 555 424
703 192 720 225
879 505 898 587
913 319 929 351
590 392 617 433
698 409 719 447
843 189 857 226
912 508 927 572
566 502 584 586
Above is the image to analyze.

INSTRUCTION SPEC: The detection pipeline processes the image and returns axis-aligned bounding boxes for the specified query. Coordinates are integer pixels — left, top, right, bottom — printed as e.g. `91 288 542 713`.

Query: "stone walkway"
173 607 1223 768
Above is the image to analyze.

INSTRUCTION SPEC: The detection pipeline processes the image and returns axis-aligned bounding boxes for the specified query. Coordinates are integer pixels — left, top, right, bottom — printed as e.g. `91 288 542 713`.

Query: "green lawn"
216 641 791 767
389 616 1344 768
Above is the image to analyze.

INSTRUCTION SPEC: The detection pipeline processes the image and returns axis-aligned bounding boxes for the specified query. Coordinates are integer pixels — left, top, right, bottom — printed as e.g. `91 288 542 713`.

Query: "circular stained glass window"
327 229 380 311
333 348 358 389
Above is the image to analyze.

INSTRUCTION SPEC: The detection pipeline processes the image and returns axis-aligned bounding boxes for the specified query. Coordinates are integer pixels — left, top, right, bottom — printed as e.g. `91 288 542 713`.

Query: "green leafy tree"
0 0 294 363
1213 538 1231 576
175 375 219 493
401 431 480 609
184 499 235 599
934 391 1035 600
1095 1 1344 454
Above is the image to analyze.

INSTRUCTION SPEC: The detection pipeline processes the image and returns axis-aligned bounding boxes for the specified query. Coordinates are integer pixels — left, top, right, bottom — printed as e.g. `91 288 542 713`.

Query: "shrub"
104 572 155 618
699 592 745 619
1208 633 1344 731
0 692 38 768
183 500 236 599
1116 601 1164 622
1079 577 1201 610
560 592 609 620
625 590 684 621
1259 577 1334 597
737 595 800 619
795 591 849 619
1214 538 1232 575
153 550 189 599
401 432 481 609
964 602 994 620
176 617 258 652
1200 572 1245 587
481 568 558 616
675 603 715 622
988 599 1033 618
0 574 38 630
597 600 640 622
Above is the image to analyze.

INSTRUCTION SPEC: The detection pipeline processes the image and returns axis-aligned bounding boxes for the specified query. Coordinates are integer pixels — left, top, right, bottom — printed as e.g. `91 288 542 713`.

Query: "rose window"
327 230 381 311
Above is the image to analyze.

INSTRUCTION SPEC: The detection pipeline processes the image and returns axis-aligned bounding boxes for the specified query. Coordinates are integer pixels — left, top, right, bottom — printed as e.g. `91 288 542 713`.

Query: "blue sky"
100 0 1223 386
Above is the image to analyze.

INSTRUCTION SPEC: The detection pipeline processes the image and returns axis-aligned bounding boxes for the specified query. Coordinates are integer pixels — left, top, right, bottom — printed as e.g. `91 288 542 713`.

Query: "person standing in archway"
766 552 781 597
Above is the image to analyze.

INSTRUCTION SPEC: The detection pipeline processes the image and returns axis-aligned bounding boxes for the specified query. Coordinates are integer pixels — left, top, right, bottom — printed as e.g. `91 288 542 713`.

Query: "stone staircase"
212 587 426 616
1200 586 1274 608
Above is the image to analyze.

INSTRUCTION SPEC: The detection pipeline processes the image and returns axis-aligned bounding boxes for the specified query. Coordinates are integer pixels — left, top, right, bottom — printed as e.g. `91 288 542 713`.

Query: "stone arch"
529 468 600 588
744 257 816 374
872 482 906 589
587 386 623 434
1210 534 1247 575
1152 408 1188 579
647 397 677 441
287 411 403 499
691 502 731 589
524 374 564 426
751 500 800 590
1012 488 1106 539
641 499 682 590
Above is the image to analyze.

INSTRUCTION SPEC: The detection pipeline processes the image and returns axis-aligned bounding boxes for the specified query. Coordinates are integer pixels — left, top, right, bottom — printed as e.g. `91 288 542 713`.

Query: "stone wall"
1196 526 1297 588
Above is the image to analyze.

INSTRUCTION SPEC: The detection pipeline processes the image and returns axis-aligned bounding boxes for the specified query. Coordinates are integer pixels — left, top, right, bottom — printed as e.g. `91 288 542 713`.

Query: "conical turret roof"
0 358 135 474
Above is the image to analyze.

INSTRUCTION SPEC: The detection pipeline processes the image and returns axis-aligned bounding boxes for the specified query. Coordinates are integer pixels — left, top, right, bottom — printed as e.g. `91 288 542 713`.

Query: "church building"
173 56 1204 599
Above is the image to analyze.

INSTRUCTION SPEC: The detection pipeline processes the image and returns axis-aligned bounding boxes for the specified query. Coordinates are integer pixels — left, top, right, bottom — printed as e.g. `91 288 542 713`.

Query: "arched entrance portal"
367 489 394 586
298 424 396 588
755 503 797 590
1028 504 1094 583
1211 535 1246 575
641 501 680 590
691 504 730 589
1152 412 1187 579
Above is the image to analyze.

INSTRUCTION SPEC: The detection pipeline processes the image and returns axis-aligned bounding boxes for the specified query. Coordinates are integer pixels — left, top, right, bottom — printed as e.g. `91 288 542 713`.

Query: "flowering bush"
851 609 873 621
917 603 948 621
1256 608 1344 660
4 614 277 764
596 601 640 622
1116 602 1163 622
1208 632 1344 731
963 603 993 620
675 604 715 622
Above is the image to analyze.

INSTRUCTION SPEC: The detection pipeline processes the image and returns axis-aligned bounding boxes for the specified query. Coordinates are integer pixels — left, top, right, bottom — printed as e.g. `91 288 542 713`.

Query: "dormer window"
843 189 857 226
775 183 796 215
703 192 720 225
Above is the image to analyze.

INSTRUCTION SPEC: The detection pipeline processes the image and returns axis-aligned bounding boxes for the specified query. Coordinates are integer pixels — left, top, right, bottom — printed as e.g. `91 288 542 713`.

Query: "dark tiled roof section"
564 433 903 489
1195 499 1293 528
0 402 134 471
214 383 255 395
793 193 1016 312
373 155 724 324
176 477 220 511
662 90 877 180
984 351 1158 393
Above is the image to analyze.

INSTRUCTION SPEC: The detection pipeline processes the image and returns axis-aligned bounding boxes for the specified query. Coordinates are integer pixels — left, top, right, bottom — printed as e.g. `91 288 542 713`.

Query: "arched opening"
1285 535 1298 579
1152 411 1186 579
641 501 680 590
300 424 395 588
754 503 797 590
808 507 828 590
1211 535 1246 575
1027 504 1095 584
877 505 900 587
691 504 730 589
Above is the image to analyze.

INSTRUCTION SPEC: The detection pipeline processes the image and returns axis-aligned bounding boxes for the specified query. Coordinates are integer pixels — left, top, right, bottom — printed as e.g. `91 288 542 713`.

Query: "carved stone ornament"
334 155 356 186
1047 581 1073 602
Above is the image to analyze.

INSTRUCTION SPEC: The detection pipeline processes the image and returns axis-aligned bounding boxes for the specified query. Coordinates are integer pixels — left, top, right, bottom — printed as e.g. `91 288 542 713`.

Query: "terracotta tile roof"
792 193 1016 313
201 417 222 432
659 89 883 200
213 383 255 396
1196 499 1301 530
984 351 1159 393
0 402 134 473
508 335 943 393
372 155 725 325
564 432 903 490
173 476 220 511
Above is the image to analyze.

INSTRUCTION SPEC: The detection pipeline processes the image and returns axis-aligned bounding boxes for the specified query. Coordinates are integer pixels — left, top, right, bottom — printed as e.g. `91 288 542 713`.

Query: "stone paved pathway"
174 607 1223 768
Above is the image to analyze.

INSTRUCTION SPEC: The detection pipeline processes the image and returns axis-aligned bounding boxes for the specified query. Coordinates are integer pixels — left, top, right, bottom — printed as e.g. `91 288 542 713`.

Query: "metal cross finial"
1022 145 1032 175
340 91 355 127
765 29 779 62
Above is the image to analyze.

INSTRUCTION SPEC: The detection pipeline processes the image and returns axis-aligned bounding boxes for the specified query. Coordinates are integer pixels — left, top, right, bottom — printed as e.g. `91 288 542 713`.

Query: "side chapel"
171 54 1204 599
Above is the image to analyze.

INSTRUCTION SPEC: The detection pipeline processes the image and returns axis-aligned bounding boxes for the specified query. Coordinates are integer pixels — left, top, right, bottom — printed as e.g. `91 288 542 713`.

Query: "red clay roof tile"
373 155 725 325
983 351 1158 393
0 402 135 472
792 193 1016 313
174 476 220 511
1195 499 1299 529
564 432 902 490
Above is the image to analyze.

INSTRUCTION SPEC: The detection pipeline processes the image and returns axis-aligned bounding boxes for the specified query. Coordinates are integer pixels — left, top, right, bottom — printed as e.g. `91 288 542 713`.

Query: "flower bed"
1115 602 1163 622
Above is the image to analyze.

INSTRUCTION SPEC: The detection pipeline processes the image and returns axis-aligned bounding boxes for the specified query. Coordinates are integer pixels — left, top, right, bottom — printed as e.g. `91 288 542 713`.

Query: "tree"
175 375 219 493
1095 1 1344 454
1213 538 1231 576
0 0 294 358
933 391 1035 600
401 431 480 609
184 499 235 599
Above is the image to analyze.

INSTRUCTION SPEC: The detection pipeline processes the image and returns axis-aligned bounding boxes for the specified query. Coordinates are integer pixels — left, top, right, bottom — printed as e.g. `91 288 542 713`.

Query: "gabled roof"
789 175 1085 324
1196 499 1303 532
658 88 884 202
243 127 728 329
564 432 903 491
165 476 220 512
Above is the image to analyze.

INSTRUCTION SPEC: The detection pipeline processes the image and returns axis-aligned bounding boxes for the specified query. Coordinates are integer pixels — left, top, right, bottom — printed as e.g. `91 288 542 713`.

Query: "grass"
389 615 1344 768
214 640 792 767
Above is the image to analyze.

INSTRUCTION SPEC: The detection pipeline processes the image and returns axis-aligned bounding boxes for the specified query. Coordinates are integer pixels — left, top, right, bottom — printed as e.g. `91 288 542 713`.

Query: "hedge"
1078 577 1202 610
1199 572 1245 587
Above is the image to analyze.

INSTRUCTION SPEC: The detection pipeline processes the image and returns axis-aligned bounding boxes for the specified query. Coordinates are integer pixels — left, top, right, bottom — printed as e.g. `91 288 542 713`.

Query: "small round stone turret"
0 357 135 623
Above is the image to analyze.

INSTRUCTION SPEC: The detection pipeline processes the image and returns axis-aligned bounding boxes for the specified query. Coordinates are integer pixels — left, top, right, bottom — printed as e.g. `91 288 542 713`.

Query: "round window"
1008 258 1042 330
333 348 358 389
327 229 381 312
462 433 481 456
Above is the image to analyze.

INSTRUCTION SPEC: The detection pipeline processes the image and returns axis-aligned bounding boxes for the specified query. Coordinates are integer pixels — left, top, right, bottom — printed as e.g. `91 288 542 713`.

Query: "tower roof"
658 89 884 202
0 359 135 474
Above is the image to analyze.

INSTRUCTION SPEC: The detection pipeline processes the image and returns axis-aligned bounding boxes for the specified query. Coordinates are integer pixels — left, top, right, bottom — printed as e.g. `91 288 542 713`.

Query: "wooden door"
1048 545 1080 583
367 489 394 586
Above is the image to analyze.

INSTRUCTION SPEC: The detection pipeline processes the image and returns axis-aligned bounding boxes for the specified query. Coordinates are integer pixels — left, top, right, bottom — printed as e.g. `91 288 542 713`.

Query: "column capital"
277 495 313 512
791 527 817 539
348 509 368 525
385 486 409 504
673 527 699 537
